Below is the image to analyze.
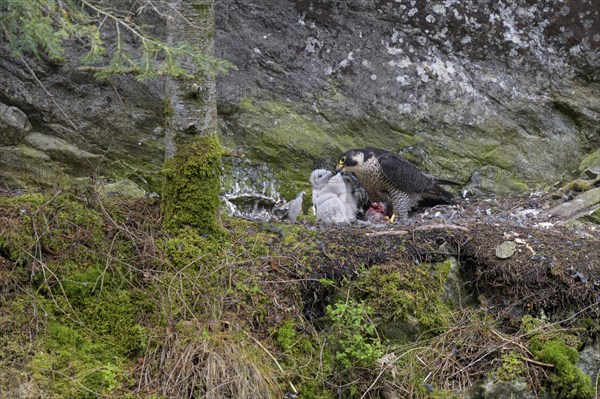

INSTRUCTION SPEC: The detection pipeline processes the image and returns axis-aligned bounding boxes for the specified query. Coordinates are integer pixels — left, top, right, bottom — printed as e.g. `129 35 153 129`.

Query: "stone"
0 1 599 196
0 145 66 189
24 132 101 175
466 379 537 399
442 257 471 306
496 241 517 259
465 166 530 196
0 53 165 191
583 168 599 180
549 187 600 221
0 103 31 145
578 343 600 383
579 148 600 173
95 178 147 198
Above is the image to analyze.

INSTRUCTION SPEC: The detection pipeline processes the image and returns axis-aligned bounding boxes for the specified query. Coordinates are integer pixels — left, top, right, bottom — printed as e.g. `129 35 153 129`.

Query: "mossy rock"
579 148 600 173
465 165 529 196
354 260 454 342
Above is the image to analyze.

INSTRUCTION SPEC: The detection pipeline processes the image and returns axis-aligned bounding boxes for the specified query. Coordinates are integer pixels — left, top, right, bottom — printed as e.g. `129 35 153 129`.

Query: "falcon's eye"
339 156 346 164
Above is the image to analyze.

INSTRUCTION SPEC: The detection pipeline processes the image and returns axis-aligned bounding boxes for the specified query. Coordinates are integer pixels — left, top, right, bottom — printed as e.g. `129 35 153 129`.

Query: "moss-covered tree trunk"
162 0 223 234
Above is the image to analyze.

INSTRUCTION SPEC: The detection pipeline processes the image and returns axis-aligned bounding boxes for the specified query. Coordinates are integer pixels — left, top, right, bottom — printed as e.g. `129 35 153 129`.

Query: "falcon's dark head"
336 149 365 173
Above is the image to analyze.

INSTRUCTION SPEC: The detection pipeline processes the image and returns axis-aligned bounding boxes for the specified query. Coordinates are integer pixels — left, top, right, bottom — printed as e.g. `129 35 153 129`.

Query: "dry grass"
137 330 279 399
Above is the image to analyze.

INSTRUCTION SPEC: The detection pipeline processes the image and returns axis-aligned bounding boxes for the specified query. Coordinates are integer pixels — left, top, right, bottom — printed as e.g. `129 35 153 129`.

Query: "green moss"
0 193 105 265
272 320 334 398
581 207 600 224
523 316 592 398
355 260 453 340
78 290 146 356
579 148 600 172
558 177 599 193
161 134 224 234
28 284 146 397
31 320 135 399
160 225 227 268
0 193 151 398
492 352 527 381
530 339 592 398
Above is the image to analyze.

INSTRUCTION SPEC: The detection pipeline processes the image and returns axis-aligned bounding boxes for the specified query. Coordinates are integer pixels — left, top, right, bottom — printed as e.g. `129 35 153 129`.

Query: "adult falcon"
336 147 458 222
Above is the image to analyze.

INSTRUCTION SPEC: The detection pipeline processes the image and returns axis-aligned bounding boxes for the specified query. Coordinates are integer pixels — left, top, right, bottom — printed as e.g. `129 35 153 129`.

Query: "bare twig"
19 57 78 130
521 356 554 369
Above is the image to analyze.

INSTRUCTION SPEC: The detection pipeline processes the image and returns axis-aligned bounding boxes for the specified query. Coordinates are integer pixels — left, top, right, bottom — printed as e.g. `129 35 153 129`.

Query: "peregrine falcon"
336 148 458 222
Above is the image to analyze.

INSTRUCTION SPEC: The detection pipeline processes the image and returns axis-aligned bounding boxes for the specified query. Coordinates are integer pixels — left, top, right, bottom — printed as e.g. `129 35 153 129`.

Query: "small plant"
326 300 383 369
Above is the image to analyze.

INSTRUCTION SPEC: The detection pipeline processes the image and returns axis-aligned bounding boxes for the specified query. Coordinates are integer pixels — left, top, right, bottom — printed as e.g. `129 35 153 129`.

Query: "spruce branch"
1 0 233 80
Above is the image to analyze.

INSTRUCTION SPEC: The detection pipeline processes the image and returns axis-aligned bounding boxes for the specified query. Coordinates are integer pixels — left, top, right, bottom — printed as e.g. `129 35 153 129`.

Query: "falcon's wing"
377 153 432 193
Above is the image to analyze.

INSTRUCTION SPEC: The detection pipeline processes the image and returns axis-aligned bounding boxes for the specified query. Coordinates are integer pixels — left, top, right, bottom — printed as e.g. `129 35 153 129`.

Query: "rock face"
216 0 600 198
0 54 165 191
0 103 32 145
0 1 598 199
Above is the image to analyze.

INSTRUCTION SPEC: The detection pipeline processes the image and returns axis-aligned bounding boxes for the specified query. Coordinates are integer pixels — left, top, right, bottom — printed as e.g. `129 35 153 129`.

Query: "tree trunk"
161 0 223 234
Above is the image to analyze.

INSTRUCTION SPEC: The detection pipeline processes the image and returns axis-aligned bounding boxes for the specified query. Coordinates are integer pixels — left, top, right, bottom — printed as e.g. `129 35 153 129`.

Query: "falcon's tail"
432 177 461 187
422 183 456 205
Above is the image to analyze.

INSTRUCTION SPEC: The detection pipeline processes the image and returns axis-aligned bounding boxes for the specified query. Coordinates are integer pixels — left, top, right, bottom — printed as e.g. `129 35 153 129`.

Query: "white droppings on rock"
338 52 354 69
427 59 456 83
397 103 413 113
386 42 403 55
559 6 571 17
426 14 436 23
305 37 323 53
370 74 377 80
432 4 446 15
569 45 581 56
416 65 430 82
396 75 410 85
389 57 412 68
